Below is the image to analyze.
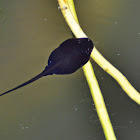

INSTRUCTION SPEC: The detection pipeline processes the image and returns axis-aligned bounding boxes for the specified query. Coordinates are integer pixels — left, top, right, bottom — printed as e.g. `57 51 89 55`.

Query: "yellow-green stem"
58 0 117 140
58 0 140 105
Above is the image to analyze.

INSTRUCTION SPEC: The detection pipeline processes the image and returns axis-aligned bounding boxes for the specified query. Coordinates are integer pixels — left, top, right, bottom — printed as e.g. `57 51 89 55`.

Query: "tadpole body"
0 38 94 96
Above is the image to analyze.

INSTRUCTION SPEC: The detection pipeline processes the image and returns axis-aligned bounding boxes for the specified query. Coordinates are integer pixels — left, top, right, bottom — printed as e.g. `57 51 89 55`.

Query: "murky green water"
0 0 140 140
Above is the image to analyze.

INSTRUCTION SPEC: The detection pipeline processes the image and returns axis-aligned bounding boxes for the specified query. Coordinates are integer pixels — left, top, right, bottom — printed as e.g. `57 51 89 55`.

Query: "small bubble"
75 108 78 111
118 53 120 56
45 18 47 21
114 21 117 24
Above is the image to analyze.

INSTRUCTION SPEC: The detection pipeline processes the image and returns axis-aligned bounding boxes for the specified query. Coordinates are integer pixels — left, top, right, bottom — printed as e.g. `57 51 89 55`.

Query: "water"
0 0 140 140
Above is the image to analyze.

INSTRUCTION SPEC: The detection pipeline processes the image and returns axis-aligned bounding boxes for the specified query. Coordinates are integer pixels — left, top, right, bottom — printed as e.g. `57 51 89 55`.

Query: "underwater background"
0 0 140 139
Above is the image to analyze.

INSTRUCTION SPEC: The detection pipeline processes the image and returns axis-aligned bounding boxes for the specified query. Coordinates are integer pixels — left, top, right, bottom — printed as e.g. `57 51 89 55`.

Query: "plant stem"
57 0 140 105
58 0 117 140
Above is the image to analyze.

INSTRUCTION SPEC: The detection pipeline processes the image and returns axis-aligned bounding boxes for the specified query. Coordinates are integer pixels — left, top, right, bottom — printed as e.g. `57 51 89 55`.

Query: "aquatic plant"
57 0 140 139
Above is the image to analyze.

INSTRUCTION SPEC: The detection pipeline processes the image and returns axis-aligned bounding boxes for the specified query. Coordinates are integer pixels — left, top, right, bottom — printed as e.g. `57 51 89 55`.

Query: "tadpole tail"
0 71 47 97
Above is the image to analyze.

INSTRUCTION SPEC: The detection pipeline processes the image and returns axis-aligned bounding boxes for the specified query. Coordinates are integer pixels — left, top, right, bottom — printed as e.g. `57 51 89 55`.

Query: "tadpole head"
47 38 94 75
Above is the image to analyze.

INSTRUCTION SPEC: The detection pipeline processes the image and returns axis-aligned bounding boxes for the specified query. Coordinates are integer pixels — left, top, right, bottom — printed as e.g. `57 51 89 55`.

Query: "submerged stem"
58 0 117 139
58 0 140 105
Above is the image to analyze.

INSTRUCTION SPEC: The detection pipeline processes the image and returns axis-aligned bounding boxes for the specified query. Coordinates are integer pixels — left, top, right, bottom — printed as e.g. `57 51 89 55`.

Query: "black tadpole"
0 38 94 96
